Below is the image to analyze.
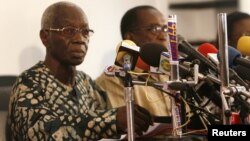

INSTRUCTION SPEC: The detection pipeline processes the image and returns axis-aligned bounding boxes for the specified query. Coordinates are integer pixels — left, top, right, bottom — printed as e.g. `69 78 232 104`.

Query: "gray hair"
41 1 82 29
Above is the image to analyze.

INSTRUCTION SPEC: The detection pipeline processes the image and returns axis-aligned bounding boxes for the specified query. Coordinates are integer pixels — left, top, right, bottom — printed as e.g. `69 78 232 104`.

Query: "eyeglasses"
133 25 168 34
146 25 168 33
45 26 94 38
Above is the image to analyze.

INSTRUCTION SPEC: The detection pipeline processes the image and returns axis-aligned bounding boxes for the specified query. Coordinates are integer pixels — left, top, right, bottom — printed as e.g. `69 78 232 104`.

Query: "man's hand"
116 104 153 136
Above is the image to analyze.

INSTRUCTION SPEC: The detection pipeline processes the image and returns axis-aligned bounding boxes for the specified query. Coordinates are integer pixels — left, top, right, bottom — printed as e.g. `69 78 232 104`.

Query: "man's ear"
40 30 49 48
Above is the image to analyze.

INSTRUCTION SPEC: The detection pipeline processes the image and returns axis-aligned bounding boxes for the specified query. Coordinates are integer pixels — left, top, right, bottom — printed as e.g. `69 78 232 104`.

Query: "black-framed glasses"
133 25 168 34
45 26 94 38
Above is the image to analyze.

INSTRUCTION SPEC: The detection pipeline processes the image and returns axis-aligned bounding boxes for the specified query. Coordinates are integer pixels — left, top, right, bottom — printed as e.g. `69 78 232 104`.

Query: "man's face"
231 18 250 47
45 7 91 66
129 9 168 48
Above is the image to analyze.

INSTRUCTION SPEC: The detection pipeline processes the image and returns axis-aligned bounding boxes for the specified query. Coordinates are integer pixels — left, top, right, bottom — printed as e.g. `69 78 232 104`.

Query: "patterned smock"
7 61 119 141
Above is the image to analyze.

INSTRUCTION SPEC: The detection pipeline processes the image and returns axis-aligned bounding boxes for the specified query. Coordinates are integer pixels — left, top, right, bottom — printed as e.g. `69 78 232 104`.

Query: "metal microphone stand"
122 55 135 141
123 71 135 141
217 13 231 124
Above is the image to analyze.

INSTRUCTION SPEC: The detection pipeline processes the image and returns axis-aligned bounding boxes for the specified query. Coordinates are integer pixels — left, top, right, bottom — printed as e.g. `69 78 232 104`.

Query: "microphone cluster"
106 37 250 125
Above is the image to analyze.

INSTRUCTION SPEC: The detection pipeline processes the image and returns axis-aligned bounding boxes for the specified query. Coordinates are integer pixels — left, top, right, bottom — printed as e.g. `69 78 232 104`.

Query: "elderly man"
7 2 153 141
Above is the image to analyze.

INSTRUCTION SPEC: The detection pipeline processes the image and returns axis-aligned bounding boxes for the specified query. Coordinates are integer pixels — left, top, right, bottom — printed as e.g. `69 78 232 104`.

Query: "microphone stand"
167 15 183 137
224 86 250 124
122 55 135 141
217 13 231 124
124 71 135 141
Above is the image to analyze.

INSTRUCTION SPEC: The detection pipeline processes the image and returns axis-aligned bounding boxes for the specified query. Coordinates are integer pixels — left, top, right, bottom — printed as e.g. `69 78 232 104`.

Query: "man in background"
227 11 250 48
96 5 171 121
227 11 250 101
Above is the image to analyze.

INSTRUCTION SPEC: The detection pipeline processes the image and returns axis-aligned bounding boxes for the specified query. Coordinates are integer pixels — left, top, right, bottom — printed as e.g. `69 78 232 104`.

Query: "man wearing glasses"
7 2 153 141
96 5 171 132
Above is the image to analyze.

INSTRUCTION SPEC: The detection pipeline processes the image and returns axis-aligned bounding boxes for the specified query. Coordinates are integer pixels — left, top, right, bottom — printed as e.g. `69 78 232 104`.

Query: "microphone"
237 36 250 56
226 46 250 68
114 40 140 71
177 35 218 73
197 43 219 66
114 40 140 139
198 43 249 89
233 65 250 81
197 43 218 57
139 43 167 67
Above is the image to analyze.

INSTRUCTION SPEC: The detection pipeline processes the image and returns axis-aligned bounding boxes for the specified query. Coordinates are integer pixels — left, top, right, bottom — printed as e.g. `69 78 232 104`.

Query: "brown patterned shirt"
7 61 119 141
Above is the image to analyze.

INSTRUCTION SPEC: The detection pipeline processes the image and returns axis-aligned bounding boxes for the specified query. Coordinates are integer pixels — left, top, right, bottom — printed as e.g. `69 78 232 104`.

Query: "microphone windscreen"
139 43 167 67
217 46 241 68
228 46 241 67
237 36 250 56
197 43 218 57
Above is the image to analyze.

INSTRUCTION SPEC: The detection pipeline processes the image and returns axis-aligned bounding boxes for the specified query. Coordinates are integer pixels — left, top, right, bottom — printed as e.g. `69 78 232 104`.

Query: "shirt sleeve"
8 76 120 141
95 72 126 108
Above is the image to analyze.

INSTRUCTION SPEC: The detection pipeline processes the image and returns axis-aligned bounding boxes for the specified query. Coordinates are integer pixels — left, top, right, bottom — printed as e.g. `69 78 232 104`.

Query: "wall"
0 0 168 79
168 0 238 44
1 0 246 79
239 0 250 14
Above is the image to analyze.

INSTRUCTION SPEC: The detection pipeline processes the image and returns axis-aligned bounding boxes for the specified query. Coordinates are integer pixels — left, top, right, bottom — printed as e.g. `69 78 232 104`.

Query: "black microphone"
233 65 250 81
139 43 167 67
177 35 218 73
